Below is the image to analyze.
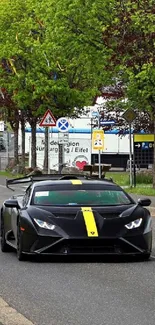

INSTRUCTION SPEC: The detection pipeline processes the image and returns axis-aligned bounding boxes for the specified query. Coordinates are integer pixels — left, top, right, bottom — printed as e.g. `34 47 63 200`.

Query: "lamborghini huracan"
1 174 152 261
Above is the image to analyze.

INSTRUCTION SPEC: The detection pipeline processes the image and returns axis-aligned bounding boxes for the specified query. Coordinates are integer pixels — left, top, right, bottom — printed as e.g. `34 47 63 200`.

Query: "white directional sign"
58 132 69 144
39 109 56 127
57 117 70 132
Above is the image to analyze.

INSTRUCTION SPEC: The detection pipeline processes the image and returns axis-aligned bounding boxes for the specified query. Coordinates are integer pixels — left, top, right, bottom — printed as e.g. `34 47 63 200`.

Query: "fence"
0 131 14 171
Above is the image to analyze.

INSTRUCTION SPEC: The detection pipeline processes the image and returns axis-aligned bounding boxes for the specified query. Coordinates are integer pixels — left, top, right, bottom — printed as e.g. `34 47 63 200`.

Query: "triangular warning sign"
39 109 56 127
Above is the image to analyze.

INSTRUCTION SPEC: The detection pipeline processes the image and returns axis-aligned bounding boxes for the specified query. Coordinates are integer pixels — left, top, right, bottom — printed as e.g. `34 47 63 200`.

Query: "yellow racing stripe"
81 207 98 237
71 180 82 185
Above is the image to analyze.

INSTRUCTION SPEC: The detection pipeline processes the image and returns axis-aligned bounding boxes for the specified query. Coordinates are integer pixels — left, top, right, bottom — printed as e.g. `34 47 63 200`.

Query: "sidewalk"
0 297 34 325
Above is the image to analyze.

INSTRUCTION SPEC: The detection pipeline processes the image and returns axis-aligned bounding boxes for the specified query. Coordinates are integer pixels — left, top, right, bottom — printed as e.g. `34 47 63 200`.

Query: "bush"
136 170 152 184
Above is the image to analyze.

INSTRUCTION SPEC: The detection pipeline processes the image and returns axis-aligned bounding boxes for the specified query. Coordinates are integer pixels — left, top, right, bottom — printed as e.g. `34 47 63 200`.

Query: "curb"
0 297 34 325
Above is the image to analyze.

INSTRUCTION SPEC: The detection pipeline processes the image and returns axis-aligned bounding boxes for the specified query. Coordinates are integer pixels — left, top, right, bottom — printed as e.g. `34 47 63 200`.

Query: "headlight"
34 218 56 230
125 218 142 229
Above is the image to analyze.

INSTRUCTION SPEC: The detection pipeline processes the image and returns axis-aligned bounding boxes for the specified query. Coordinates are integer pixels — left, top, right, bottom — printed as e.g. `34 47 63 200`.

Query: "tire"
17 223 26 261
1 215 11 252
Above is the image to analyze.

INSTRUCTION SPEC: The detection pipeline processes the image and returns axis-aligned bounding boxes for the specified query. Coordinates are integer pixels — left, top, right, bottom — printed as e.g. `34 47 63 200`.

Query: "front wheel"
17 223 26 261
142 253 151 261
1 215 11 252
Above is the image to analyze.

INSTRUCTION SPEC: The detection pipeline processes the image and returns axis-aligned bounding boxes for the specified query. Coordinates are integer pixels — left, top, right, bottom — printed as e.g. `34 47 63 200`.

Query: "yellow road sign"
92 130 104 150
122 108 136 124
134 134 154 142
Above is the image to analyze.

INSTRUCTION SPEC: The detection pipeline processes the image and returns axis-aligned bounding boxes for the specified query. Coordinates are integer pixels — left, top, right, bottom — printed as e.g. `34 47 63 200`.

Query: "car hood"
27 204 147 238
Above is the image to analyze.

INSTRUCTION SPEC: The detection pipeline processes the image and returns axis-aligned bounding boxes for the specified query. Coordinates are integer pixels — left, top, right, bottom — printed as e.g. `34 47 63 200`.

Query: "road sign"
135 143 141 148
91 111 99 117
122 108 136 124
100 119 115 126
134 134 154 142
57 117 70 133
58 132 69 144
142 142 149 150
92 130 104 150
133 134 154 166
39 109 56 127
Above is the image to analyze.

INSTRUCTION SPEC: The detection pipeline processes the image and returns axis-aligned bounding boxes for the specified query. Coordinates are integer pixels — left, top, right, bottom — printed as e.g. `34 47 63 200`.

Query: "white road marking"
0 297 34 324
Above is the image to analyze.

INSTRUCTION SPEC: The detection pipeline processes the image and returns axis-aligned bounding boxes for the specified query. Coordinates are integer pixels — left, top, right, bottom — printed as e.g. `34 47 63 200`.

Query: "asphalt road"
0 183 155 325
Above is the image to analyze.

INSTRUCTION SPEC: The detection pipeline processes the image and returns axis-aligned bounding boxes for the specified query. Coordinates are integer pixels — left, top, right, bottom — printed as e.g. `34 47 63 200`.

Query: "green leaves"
0 0 109 118
1 0 154 123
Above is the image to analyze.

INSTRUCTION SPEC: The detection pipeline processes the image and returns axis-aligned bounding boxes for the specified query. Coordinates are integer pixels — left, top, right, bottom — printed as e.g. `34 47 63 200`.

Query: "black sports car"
1 174 152 261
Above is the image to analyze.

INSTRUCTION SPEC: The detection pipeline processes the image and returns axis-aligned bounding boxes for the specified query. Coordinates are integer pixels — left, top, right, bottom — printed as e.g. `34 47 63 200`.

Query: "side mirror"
4 199 20 209
138 198 151 207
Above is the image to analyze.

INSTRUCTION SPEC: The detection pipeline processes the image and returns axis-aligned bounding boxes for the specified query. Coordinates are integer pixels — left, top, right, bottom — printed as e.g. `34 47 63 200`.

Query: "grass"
126 186 155 196
0 171 23 178
0 170 155 196
106 171 155 196
106 172 129 186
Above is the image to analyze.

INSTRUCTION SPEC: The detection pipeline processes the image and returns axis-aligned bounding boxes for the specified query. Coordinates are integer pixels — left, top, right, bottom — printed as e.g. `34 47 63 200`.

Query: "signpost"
122 108 137 187
92 129 104 178
56 117 70 173
39 109 56 174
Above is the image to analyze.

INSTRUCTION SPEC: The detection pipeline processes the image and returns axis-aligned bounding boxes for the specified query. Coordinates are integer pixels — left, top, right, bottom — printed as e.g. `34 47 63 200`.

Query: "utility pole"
129 123 132 187
97 115 101 179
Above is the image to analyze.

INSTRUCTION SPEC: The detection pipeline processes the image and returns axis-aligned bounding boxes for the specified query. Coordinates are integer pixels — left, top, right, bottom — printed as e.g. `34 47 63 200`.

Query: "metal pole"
58 143 64 174
98 115 101 179
48 127 50 174
129 123 132 187
98 150 101 179
6 130 9 167
132 134 136 187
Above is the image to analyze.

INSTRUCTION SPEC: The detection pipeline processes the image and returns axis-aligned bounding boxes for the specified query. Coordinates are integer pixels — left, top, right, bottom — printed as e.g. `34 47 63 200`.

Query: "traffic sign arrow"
135 143 141 148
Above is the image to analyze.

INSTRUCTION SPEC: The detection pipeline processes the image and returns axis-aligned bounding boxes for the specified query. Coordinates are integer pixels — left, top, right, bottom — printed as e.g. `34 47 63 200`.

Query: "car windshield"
32 188 131 206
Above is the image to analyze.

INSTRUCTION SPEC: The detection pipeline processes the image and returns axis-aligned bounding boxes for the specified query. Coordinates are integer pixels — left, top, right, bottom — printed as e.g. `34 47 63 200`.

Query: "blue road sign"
56 117 70 132
100 120 115 126
142 142 149 150
91 111 99 117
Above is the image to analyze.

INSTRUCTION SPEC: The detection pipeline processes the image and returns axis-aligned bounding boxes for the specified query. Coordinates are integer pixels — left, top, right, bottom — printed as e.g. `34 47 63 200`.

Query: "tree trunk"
14 122 19 166
43 127 48 173
10 114 19 167
21 118 25 169
30 120 37 169
153 117 155 188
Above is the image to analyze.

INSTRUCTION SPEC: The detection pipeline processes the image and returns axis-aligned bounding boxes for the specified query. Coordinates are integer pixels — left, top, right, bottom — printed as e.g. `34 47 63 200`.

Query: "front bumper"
22 231 152 256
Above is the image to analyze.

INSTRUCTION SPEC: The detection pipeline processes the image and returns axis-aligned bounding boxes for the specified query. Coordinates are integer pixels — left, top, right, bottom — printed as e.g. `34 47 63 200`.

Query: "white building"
19 112 131 170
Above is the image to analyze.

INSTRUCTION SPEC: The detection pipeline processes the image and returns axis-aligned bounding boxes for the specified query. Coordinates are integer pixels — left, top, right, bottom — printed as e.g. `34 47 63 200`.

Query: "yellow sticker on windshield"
71 180 82 185
81 207 98 237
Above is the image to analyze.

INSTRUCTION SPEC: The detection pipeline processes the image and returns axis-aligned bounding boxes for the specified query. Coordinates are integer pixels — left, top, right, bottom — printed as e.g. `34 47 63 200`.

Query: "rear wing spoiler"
6 173 113 191
5 174 89 191
6 176 32 191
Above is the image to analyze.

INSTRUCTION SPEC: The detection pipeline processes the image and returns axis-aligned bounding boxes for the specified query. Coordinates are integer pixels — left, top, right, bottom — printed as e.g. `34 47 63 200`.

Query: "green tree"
0 0 109 169
100 0 155 185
